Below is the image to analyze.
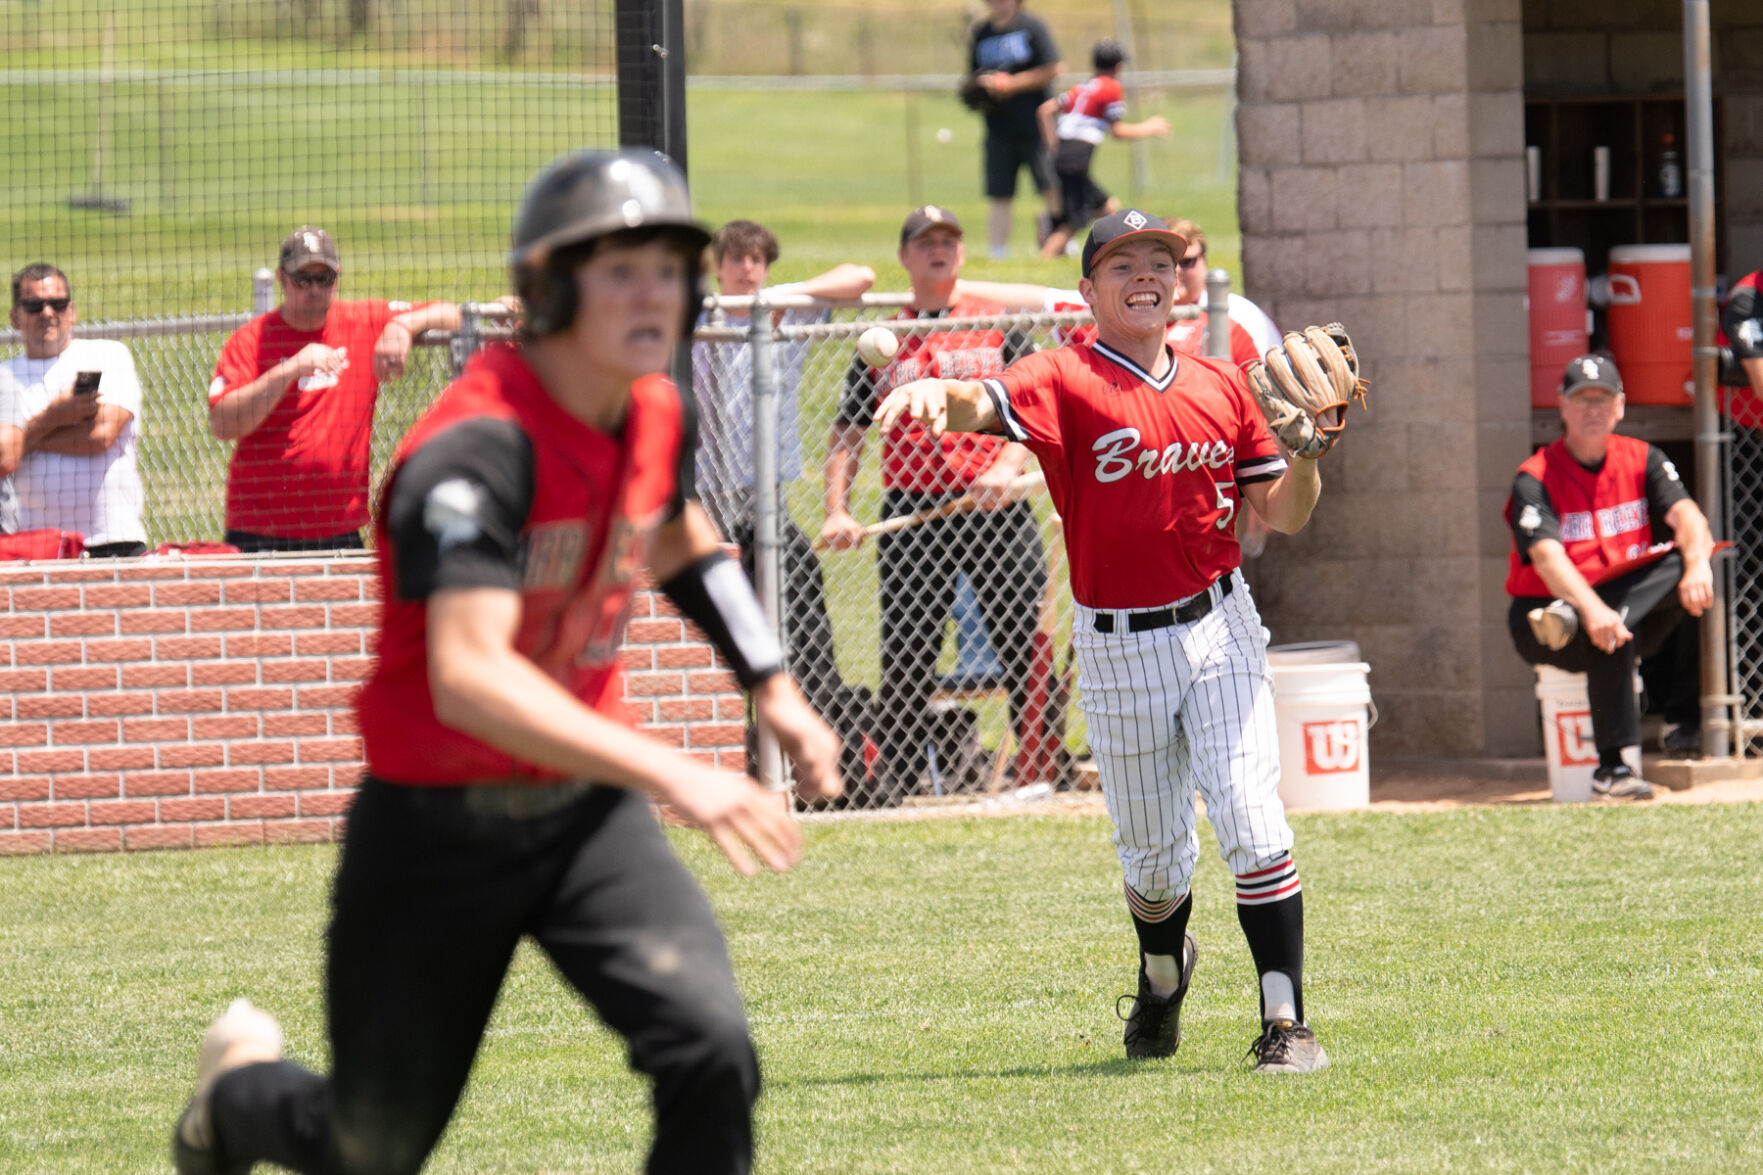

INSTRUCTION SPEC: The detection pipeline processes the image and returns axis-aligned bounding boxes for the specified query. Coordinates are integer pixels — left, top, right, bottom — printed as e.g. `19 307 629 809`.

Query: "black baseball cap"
1093 39 1127 71
1080 209 1187 279
1559 353 1624 398
900 205 963 247
280 226 340 273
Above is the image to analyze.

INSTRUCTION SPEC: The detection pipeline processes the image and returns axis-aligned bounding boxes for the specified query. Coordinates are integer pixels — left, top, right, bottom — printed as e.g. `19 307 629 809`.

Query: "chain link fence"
1724 424 1763 757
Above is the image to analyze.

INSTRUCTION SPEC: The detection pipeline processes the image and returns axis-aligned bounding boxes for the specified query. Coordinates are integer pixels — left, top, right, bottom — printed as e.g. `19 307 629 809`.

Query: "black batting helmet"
509 149 712 337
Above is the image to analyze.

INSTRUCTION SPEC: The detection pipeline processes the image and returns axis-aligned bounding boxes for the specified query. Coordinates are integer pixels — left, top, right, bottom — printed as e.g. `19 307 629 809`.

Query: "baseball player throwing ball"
877 209 1353 1073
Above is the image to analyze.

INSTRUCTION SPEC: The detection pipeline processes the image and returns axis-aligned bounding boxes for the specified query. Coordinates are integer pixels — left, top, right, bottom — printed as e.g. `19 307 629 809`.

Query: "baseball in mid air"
936 127 954 144
857 326 899 368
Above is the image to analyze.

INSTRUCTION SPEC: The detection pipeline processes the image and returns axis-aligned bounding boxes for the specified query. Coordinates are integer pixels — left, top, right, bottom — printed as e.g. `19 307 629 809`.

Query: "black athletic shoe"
1246 1019 1329 1074
1116 932 1197 1059
1591 764 1654 799
172 999 283 1175
1661 723 1702 758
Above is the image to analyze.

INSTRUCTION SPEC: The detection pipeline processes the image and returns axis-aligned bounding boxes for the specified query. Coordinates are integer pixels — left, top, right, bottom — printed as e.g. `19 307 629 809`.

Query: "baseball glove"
958 72 1002 114
1244 323 1367 459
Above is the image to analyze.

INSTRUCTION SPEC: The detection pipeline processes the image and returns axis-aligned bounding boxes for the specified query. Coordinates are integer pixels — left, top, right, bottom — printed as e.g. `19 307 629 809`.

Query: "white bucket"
1271 660 1375 811
1269 641 1362 666
1533 665 1641 802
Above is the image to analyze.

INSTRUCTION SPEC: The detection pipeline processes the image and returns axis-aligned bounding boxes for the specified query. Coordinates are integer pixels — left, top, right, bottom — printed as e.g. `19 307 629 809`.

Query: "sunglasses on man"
17 297 71 314
1176 255 1205 271
287 271 337 289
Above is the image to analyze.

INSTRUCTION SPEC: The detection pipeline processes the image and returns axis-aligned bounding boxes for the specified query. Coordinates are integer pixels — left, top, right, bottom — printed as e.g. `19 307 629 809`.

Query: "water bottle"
1659 132 1683 199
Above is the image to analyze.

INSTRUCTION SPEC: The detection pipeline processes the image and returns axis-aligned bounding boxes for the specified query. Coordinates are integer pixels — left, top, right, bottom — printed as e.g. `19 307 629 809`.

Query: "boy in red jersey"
1506 354 1714 793
172 152 841 1175
1035 40 1169 259
207 226 461 551
876 209 1329 1073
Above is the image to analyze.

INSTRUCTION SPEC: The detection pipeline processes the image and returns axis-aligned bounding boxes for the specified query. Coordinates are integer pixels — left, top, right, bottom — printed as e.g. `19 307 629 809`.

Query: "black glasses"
287 271 337 289
1176 255 1205 271
17 297 71 314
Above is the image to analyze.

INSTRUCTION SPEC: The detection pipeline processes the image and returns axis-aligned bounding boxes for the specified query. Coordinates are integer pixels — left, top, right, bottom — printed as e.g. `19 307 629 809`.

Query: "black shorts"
1053 139 1109 229
984 129 1053 199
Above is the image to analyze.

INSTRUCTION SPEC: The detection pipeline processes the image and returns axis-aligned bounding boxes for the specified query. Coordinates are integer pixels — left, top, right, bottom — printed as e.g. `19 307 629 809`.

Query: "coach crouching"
1505 354 1715 797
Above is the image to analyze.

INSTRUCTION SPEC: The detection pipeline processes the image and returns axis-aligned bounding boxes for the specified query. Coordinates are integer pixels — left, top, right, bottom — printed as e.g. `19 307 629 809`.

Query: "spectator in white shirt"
0 264 148 557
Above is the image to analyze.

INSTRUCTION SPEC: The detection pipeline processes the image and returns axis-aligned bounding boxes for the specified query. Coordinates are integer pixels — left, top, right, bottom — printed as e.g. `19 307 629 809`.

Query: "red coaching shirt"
982 341 1286 609
839 297 1027 495
210 299 419 537
356 345 692 786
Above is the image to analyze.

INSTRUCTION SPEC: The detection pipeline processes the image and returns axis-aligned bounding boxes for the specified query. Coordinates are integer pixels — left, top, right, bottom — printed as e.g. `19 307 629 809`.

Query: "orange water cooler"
1527 248 1588 406
1606 244 1693 405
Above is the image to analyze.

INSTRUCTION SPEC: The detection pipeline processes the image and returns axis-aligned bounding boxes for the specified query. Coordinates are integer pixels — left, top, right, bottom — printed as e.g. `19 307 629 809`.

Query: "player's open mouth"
1125 292 1160 308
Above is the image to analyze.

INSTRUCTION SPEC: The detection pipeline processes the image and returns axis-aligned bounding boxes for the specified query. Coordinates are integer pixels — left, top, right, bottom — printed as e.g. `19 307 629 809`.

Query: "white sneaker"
173 999 285 1173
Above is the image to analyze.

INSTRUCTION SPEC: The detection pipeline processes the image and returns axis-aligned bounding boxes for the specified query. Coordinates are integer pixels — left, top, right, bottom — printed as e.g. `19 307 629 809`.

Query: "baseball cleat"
1526 599 1579 652
172 998 285 1175
1660 722 1702 758
1246 1019 1329 1074
1591 764 1654 800
1117 932 1197 1059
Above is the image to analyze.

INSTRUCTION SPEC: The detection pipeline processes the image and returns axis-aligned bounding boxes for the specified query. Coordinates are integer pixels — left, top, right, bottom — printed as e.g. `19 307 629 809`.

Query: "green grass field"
4 802 1761 1172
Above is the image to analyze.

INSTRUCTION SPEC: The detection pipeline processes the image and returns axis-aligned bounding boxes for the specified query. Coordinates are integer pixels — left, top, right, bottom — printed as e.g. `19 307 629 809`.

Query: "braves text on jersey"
982 341 1286 608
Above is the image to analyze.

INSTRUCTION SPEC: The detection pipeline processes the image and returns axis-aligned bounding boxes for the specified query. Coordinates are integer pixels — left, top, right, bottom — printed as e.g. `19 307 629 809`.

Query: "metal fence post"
1205 268 1231 360
451 303 481 377
747 293 785 791
252 268 274 315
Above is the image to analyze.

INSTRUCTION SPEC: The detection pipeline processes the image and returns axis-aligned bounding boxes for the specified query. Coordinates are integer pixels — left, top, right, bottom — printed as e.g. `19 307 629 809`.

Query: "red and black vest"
1505 434 1653 598
357 344 687 785
872 297 1013 494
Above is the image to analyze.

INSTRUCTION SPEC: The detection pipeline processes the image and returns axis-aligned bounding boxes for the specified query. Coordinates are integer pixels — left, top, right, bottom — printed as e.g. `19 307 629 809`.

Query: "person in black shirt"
967 0 1064 259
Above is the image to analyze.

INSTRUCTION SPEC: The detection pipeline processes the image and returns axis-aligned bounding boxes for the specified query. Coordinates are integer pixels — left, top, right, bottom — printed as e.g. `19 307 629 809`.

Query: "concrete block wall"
0 557 744 855
1234 0 1536 755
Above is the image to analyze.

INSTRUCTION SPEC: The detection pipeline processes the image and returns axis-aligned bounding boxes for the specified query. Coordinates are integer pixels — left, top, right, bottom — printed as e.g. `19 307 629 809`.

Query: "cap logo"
925 206 945 223
303 232 321 252
1123 210 1147 230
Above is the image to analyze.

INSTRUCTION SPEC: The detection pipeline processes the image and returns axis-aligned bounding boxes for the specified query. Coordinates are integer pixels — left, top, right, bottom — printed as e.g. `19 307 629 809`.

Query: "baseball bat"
853 471 1045 541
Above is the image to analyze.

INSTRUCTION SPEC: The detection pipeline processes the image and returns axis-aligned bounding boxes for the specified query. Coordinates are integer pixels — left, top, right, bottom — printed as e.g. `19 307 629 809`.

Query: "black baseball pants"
870 492 1046 805
1509 550 1700 755
205 777 759 1175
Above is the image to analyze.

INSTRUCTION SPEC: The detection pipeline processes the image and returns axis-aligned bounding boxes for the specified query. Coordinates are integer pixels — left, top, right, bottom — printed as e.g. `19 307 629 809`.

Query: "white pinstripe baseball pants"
1074 569 1294 903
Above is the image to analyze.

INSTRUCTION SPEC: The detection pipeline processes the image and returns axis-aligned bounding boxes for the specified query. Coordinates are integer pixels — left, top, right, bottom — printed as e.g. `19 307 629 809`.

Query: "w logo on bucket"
1555 710 1598 766
1303 719 1362 774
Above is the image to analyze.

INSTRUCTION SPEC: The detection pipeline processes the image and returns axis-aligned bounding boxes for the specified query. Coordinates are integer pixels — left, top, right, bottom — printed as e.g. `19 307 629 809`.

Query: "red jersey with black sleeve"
839 297 1032 494
210 299 423 538
1504 434 1687 598
980 341 1287 608
1720 270 1763 428
355 344 694 786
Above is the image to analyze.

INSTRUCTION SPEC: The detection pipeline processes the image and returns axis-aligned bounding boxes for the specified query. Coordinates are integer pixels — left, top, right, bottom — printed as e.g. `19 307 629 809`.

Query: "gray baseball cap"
899 205 963 247
1559 353 1623 397
280 226 340 273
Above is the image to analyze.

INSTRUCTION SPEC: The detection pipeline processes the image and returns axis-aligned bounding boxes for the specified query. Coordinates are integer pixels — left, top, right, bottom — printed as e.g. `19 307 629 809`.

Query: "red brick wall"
1 556 745 854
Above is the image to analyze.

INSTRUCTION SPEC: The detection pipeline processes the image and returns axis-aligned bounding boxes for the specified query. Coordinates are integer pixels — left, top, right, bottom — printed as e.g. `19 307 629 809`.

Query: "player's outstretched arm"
1241 457 1321 535
797 264 876 302
876 378 997 437
427 584 806 875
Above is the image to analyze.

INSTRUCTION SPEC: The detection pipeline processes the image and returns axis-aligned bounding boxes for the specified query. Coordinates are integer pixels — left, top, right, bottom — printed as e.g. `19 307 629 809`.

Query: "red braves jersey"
983 342 1287 608
1504 435 1656 597
357 345 688 785
1055 75 1125 145
210 299 416 537
848 297 1017 494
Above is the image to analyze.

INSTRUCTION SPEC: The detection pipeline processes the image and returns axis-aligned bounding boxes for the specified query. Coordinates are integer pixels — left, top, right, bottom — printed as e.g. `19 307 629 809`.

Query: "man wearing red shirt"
876 210 1330 1074
1506 354 1715 793
208 226 461 551
171 153 840 1175
821 205 1047 808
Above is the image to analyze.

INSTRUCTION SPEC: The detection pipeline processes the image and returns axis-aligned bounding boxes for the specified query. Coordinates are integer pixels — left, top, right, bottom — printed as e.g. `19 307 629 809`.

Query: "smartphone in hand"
71 371 102 397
